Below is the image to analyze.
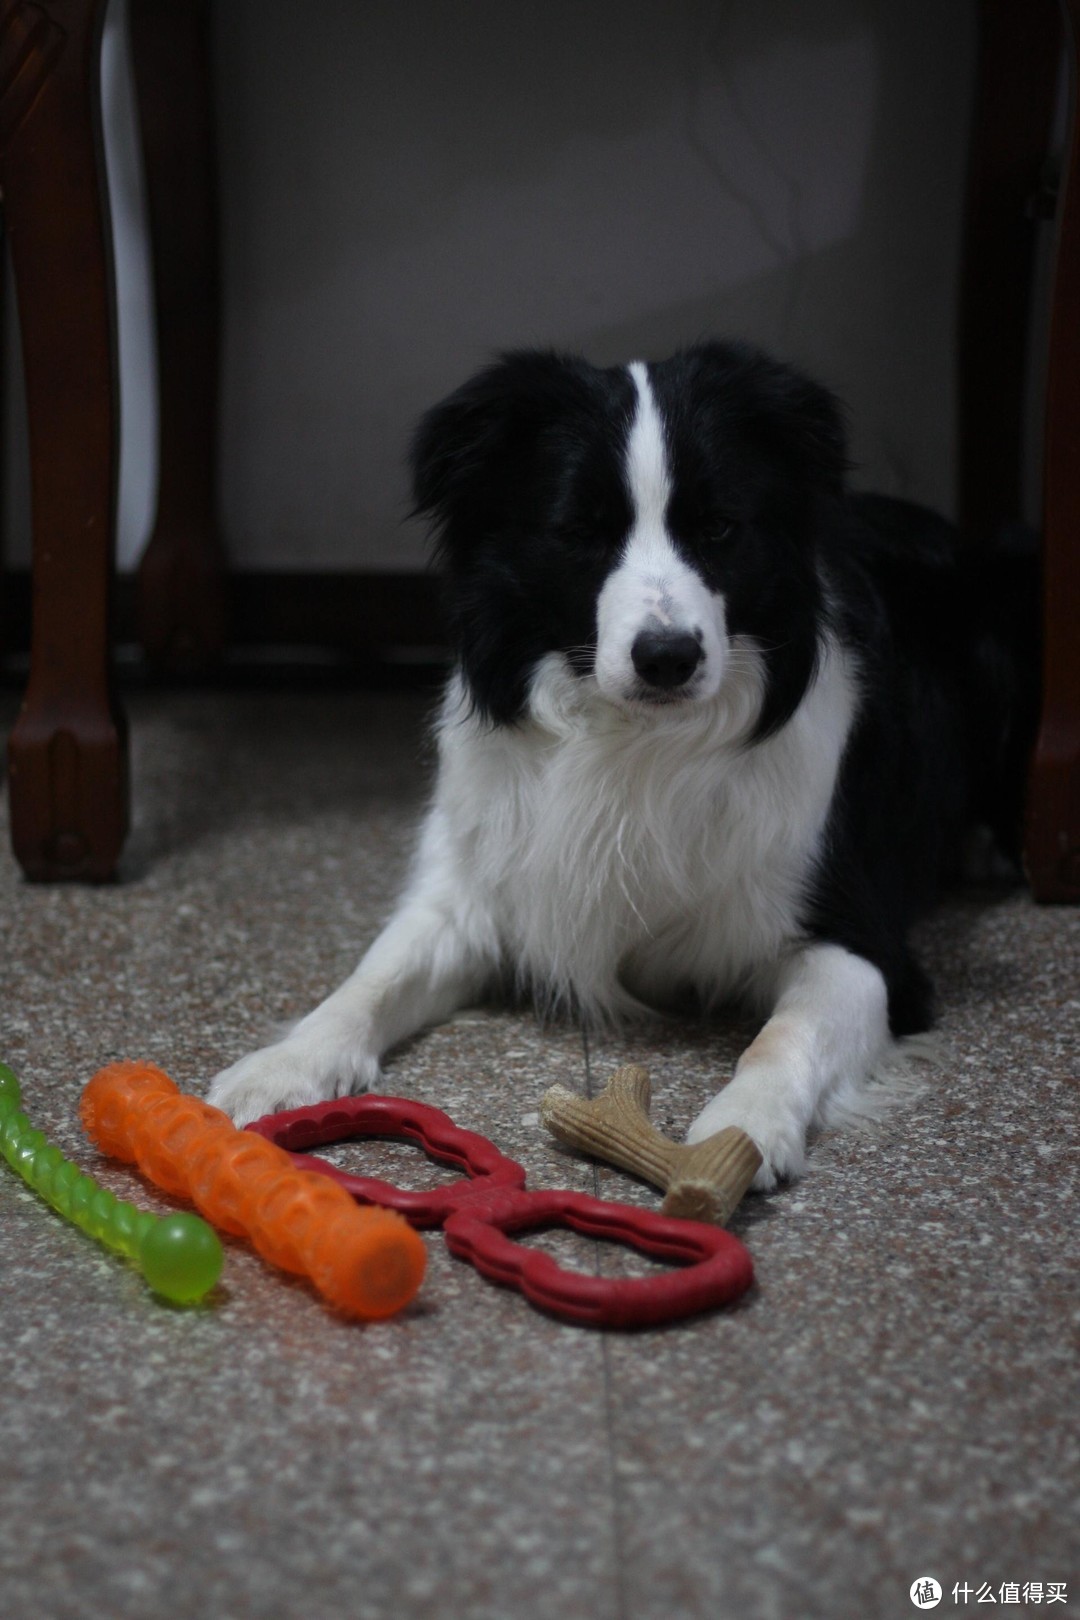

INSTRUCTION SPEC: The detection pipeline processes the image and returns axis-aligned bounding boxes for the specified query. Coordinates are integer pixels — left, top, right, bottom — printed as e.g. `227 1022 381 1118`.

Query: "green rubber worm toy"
0 1061 223 1304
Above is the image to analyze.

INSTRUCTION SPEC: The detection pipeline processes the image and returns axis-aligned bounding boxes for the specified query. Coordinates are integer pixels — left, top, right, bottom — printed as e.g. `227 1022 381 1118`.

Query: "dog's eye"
558 522 597 549
559 515 620 551
677 511 738 546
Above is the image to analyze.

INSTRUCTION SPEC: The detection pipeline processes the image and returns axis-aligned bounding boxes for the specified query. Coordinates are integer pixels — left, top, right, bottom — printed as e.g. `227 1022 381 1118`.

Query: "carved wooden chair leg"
1026 0 1080 901
956 0 1061 547
130 0 226 672
0 0 129 880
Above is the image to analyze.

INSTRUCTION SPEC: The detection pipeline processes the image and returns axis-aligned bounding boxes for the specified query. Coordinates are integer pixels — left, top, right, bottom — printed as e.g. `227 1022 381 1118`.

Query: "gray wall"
5 0 979 575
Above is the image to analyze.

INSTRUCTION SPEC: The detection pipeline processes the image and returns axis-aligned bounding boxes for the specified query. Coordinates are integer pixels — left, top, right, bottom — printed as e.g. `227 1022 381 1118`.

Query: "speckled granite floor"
0 688 1077 1620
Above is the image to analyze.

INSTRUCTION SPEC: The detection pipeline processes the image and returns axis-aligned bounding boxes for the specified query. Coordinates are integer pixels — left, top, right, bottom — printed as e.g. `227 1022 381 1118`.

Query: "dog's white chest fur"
431 645 859 1022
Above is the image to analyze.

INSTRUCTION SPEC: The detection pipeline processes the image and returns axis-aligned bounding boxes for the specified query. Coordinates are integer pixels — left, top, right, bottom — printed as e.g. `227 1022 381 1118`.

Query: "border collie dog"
210 343 1033 1188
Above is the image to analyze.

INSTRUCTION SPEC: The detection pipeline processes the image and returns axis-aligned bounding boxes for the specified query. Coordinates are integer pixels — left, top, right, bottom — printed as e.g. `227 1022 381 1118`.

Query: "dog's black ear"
410 352 600 723
680 341 849 497
736 348 850 498
410 366 511 525
765 366 850 495
410 350 589 530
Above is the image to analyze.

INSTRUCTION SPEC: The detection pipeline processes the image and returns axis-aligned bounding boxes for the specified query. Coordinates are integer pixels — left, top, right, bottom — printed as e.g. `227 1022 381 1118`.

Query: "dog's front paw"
686 1084 806 1192
207 1040 381 1127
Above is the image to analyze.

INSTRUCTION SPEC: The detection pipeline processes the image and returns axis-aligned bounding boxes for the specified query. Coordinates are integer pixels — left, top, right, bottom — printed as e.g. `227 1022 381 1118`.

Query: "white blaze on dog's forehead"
617 362 683 626
593 358 730 705
624 362 671 535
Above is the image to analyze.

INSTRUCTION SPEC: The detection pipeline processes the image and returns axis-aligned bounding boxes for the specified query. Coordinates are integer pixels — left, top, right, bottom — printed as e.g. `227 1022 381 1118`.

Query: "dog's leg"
686 943 890 1190
208 816 497 1124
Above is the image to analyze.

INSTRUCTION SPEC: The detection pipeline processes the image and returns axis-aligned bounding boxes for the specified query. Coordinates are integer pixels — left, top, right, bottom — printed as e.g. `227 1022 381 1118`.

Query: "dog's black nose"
631 628 704 689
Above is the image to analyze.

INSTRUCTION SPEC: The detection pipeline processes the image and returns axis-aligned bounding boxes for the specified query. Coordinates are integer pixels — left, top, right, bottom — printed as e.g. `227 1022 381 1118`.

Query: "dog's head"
411 342 847 737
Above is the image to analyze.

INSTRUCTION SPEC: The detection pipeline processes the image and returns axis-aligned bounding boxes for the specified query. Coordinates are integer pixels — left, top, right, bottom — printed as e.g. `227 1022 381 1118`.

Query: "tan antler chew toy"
541 1065 762 1226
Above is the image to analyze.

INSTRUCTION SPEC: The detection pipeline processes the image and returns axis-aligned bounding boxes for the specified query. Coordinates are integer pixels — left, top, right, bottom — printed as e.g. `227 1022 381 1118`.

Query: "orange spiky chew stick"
81 1062 426 1321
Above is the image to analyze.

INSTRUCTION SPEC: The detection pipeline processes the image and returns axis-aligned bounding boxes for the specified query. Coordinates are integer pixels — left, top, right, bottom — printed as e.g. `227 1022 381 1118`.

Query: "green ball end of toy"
139 1212 223 1304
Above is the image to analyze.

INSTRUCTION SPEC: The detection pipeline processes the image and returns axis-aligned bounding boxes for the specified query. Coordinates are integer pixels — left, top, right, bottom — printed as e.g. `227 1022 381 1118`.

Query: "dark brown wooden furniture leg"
1027 0 1080 901
129 0 225 671
957 0 1062 544
0 0 128 880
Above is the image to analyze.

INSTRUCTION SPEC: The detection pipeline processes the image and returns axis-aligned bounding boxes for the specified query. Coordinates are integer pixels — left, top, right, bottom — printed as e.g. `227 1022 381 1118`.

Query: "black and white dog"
209 343 1034 1187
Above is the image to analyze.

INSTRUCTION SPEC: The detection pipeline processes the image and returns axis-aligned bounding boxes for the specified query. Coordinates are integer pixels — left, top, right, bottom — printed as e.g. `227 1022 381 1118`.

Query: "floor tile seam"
583 1026 607 1273
585 1025 634 1620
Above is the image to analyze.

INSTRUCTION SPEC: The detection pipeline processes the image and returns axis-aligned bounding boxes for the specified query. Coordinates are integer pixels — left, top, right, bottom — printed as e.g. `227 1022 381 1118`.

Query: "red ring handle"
246 1095 527 1227
443 1188 754 1328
